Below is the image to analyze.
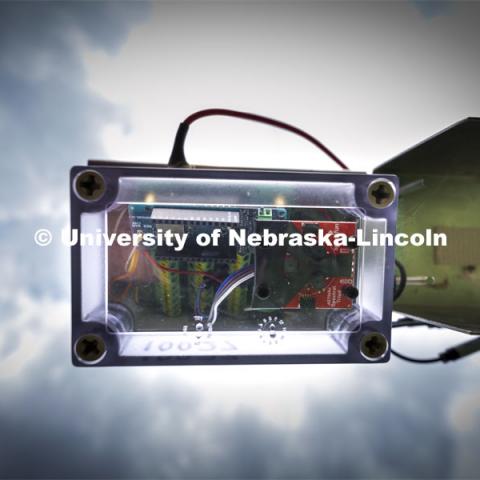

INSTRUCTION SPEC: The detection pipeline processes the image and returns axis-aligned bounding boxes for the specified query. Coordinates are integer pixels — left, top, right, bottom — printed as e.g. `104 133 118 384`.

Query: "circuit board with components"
107 205 360 334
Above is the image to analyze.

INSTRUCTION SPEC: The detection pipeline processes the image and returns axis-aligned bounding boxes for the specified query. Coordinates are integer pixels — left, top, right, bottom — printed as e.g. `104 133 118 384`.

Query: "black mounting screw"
360 332 388 361
75 334 107 364
74 170 106 202
342 285 359 299
367 179 395 209
347 237 358 249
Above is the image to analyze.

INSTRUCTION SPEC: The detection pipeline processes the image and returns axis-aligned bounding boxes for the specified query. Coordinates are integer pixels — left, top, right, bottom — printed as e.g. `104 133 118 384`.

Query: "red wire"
143 251 222 283
183 108 348 170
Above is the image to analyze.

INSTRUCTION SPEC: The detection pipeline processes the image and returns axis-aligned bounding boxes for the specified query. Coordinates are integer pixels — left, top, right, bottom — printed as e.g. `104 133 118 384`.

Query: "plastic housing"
70 163 398 366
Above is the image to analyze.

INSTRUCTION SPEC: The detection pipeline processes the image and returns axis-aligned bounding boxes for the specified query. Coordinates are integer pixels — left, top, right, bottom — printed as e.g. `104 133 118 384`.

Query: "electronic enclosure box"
70 164 398 366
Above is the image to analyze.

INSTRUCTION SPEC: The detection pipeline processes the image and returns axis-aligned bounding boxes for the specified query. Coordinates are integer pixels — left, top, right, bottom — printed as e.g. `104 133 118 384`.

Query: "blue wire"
214 265 254 299
194 264 254 317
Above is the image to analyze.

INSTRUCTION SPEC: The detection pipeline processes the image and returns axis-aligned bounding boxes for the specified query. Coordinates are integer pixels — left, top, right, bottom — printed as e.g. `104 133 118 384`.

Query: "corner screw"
74 334 107 365
74 170 105 202
367 179 395 209
360 332 388 361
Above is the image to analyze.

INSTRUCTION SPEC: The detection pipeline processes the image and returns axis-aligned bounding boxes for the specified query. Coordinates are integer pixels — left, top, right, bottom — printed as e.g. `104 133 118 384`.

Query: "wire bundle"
206 265 255 326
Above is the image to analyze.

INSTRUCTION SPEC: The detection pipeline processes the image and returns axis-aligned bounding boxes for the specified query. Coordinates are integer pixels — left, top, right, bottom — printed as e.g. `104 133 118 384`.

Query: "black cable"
393 259 407 301
391 317 443 363
392 318 442 363
168 108 349 169
168 122 190 167
390 348 442 364
391 317 480 364
391 270 446 364
392 317 440 329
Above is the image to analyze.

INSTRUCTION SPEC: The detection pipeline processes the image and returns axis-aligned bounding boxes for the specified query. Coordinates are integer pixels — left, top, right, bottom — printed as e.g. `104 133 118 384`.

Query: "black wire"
168 122 190 167
390 348 442 364
391 317 443 364
392 317 440 329
391 275 445 365
393 259 407 301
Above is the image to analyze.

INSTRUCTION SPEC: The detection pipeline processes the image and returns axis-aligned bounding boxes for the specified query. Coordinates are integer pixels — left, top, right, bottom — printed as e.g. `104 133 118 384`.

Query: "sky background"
1 1 480 478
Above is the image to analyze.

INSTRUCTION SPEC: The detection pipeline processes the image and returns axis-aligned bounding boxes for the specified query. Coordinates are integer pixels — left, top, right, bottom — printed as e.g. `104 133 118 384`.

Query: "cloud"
1 289 477 479
412 1 453 19
82 1 480 173
2 326 478 480
0 2 150 297
0 1 149 218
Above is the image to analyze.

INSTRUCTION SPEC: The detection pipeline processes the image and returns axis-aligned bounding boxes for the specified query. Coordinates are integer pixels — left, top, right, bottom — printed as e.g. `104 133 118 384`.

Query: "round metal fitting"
360 332 389 361
367 179 396 209
74 170 106 202
74 334 107 365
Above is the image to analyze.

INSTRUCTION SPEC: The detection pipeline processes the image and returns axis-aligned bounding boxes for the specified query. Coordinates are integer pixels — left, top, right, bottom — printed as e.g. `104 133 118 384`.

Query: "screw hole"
256 284 270 300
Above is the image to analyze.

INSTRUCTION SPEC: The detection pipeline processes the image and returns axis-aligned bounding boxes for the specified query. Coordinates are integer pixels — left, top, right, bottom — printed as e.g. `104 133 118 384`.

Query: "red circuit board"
285 221 357 309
